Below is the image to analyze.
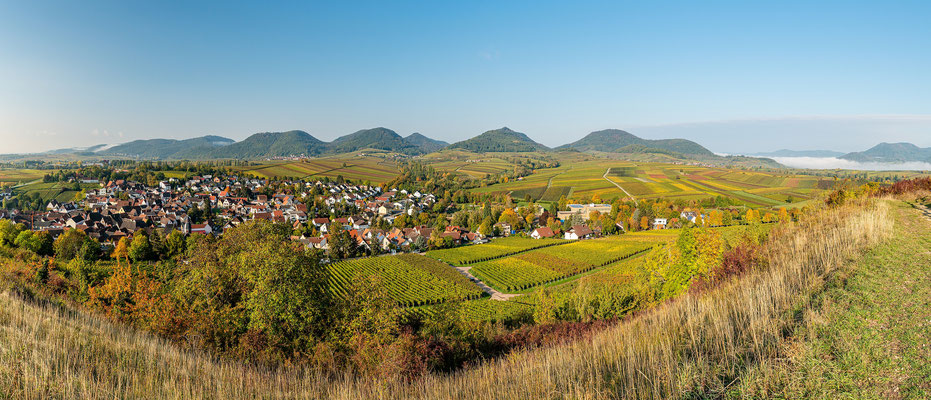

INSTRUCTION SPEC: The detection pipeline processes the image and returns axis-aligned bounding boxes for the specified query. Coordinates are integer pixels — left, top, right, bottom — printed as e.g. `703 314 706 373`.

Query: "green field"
0 169 46 185
9 181 99 203
426 236 565 266
326 253 484 306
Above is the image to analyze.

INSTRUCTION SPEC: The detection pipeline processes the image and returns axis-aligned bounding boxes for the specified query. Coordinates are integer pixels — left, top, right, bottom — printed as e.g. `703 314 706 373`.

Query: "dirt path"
603 168 638 204
453 266 519 301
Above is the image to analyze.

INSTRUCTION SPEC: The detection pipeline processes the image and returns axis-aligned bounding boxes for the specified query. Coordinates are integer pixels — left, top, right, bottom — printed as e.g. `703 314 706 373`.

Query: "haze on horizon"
1 1 930 154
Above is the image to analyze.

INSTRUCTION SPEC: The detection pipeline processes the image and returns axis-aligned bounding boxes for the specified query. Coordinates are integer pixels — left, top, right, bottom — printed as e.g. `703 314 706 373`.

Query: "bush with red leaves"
690 243 766 294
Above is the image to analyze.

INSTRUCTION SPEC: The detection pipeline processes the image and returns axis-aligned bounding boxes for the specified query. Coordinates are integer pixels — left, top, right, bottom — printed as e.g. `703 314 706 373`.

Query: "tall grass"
0 199 894 399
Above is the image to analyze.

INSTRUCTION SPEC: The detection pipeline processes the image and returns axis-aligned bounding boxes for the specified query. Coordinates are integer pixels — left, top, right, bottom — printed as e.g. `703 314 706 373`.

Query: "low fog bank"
771 157 931 171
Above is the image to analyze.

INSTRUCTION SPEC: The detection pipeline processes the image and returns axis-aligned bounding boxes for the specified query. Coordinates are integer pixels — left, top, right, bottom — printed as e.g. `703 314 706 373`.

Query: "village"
0 173 679 258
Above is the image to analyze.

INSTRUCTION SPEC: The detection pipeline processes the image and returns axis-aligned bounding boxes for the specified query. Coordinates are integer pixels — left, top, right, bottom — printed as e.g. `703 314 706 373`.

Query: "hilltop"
841 142 931 163
328 127 422 155
557 129 714 156
404 132 448 153
206 130 327 158
447 127 550 153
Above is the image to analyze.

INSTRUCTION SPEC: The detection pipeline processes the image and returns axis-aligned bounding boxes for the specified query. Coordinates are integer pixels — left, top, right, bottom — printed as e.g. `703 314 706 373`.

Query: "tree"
164 230 186 259
709 210 724 227
0 219 25 246
640 216 649 230
478 219 493 237
746 209 761 224
327 223 357 259
128 232 154 262
54 229 91 260
777 207 790 223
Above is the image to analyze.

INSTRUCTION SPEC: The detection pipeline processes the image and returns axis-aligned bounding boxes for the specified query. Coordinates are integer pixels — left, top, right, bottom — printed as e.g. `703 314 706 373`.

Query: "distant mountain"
328 127 422 155
448 127 549 153
101 136 234 158
841 142 931 163
556 129 714 156
752 149 845 158
404 132 448 153
207 130 326 159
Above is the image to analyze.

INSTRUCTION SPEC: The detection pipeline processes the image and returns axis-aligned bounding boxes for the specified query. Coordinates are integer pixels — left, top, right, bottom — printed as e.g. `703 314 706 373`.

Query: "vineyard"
326 253 484 306
426 236 565 265
470 239 654 292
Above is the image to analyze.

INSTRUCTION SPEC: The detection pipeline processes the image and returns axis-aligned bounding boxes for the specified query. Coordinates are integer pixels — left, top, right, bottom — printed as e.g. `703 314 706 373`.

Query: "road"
453 265 519 301
603 168 638 205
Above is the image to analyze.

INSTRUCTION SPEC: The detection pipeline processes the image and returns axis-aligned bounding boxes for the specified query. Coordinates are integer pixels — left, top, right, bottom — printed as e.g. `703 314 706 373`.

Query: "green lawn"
735 201 931 398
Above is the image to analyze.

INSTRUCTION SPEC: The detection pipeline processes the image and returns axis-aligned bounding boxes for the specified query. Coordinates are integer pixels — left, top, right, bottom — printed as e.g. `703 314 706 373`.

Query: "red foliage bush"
492 318 616 351
691 243 766 294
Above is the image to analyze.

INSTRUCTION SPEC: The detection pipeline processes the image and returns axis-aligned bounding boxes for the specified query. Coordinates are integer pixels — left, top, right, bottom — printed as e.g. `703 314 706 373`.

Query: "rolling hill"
207 130 327 158
841 142 931 163
447 127 550 153
327 127 422 155
101 135 235 158
557 129 715 156
404 132 448 153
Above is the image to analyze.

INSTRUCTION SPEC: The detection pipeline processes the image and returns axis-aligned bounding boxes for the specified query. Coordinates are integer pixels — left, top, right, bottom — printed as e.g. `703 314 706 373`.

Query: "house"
652 218 668 230
531 226 555 239
190 223 213 235
564 225 594 240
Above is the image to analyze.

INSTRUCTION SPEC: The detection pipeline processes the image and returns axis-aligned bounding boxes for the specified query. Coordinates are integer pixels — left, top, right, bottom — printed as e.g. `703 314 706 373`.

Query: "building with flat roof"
557 203 612 221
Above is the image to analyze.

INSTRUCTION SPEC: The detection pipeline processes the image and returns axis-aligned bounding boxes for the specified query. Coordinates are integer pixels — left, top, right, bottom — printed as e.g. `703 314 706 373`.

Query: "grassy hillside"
0 197 905 399
734 200 931 397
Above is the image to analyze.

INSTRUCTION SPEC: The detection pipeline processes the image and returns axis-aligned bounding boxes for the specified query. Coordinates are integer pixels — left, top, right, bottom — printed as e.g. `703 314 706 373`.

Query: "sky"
1 0 930 154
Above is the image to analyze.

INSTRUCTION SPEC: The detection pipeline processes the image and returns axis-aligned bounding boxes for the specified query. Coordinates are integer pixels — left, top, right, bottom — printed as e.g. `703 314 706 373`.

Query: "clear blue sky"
1 0 930 154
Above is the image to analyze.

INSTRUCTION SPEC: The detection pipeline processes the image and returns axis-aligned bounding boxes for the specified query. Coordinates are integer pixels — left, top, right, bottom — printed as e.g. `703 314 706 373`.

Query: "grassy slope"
735 201 931 398
0 200 923 399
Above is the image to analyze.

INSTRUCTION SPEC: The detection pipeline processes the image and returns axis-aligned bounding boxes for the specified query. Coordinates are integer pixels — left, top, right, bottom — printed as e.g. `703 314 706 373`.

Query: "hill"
101 135 234 158
206 130 327 159
841 142 931 163
328 127 422 155
751 149 845 158
557 129 714 156
448 127 550 153
404 132 448 153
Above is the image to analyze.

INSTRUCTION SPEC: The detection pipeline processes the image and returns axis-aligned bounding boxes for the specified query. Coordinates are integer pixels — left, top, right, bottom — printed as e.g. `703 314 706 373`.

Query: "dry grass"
0 199 895 399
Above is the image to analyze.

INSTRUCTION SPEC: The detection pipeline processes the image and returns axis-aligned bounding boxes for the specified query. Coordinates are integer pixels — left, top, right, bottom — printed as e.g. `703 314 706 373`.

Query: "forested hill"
404 132 448 153
841 142 931 163
447 127 550 153
327 127 422 155
557 129 715 156
100 136 235 158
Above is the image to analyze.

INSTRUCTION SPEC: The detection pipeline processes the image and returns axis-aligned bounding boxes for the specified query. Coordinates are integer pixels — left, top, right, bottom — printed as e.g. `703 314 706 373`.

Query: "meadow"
0 169 45 186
